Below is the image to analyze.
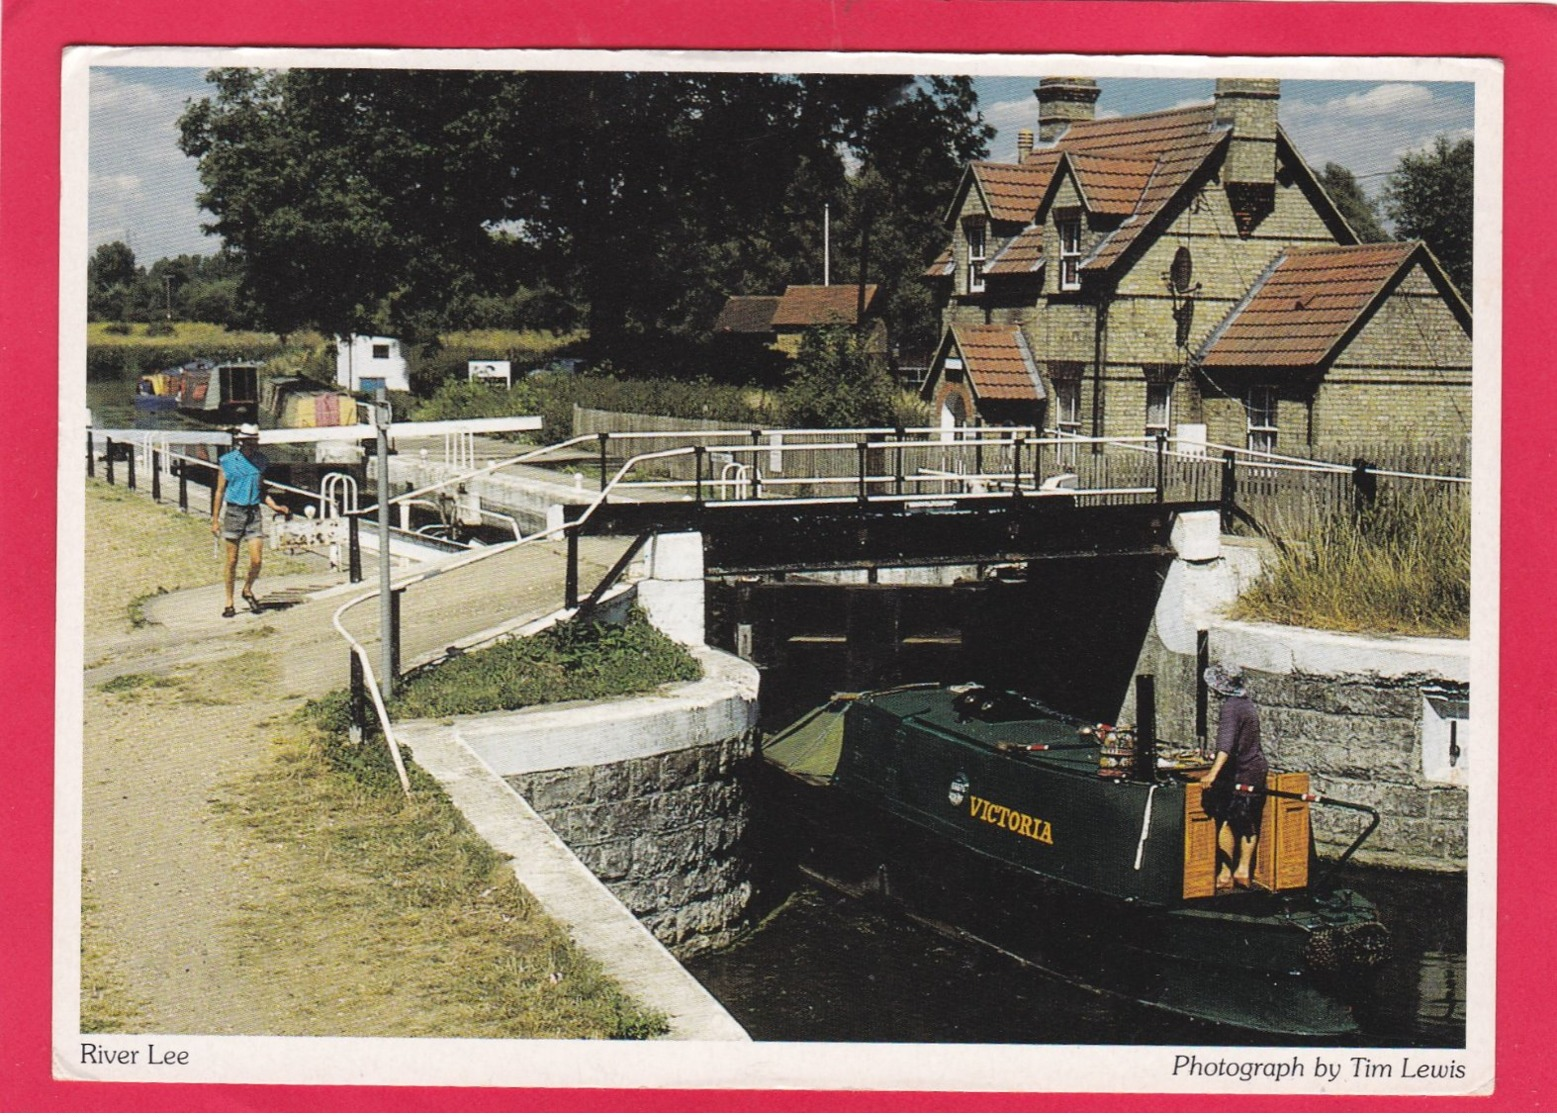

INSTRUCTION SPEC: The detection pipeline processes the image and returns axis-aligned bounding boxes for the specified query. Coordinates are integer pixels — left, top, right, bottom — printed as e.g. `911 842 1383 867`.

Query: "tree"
87 241 140 320
177 69 992 374
1317 163 1389 243
1383 136 1473 299
781 324 897 428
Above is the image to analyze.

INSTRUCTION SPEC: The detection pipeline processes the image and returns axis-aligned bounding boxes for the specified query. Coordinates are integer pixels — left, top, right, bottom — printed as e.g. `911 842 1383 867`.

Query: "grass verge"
368 607 702 722
218 712 669 1038
85 479 316 637
1231 489 1470 638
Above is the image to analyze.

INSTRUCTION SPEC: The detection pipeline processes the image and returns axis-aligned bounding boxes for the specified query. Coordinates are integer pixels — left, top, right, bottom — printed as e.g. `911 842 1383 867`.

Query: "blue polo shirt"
218 448 268 507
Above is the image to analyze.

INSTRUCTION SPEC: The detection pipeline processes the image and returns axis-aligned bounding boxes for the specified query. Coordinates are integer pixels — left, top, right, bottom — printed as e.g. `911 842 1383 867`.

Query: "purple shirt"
1215 694 1268 787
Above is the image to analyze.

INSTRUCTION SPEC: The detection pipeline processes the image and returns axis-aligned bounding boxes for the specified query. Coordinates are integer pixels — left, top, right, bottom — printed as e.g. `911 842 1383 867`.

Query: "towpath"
80 483 622 1034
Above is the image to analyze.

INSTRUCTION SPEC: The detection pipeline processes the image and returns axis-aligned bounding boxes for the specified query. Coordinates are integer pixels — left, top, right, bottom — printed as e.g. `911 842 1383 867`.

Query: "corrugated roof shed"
713 295 780 334
1199 242 1419 367
770 284 878 328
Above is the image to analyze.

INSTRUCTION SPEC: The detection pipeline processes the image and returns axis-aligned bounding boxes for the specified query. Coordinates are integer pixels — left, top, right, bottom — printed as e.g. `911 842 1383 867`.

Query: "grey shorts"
221 503 264 542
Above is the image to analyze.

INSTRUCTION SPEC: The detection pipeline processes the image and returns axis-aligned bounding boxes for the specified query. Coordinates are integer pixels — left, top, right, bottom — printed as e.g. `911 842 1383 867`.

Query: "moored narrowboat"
177 360 260 421
760 681 1391 1036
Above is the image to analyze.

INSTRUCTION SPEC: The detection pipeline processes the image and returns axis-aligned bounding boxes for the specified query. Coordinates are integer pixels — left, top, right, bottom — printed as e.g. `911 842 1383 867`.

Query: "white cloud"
1281 83 1473 186
88 68 219 261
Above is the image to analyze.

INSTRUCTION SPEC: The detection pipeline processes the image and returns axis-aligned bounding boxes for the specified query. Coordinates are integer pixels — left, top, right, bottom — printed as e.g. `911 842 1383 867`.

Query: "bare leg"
222 539 241 609
1215 823 1235 888
1233 834 1258 886
243 537 264 596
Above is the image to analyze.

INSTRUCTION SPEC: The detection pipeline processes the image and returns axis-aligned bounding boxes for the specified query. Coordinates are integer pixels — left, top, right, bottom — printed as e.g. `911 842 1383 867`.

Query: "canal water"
686 863 1465 1048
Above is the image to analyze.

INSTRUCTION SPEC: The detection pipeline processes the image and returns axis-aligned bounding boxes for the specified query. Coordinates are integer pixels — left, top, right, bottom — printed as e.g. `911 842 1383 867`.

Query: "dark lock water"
686 852 1466 1048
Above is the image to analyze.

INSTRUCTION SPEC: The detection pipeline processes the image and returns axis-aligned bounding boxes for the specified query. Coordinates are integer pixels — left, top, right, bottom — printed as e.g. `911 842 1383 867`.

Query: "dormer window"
966 220 987 294
1057 213 1082 290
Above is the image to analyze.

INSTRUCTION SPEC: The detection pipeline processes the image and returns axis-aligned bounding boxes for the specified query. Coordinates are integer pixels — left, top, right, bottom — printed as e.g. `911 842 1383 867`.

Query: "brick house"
714 283 884 358
920 78 1472 456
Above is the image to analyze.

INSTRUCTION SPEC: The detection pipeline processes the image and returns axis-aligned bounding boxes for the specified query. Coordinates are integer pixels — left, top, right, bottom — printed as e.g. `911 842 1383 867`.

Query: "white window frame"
965 220 987 294
1057 215 1082 291
1054 379 1081 437
1146 381 1172 439
1246 386 1277 455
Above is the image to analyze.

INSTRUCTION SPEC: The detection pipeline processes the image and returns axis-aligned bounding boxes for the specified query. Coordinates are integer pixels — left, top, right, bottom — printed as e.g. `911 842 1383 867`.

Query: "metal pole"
178 461 188 512
105 438 115 486
86 432 95 478
565 526 580 609
857 442 868 504
1155 431 1167 502
751 430 762 499
694 445 705 506
894 426 905 495
375 389 394 700
598 432 609 493
348 513 362 583
1220 449 1237 532
348 650 366 744
389 588 403 681
151 449 162 503
126 444 136 491
1012 434 1024 497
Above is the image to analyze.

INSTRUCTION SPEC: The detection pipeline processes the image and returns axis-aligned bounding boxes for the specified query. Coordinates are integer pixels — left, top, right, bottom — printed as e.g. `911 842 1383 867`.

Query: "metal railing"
88 420 1470 794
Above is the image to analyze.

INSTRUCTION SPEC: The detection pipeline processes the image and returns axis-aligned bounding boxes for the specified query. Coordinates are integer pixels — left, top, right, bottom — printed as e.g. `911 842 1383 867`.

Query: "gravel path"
79 482 620 1033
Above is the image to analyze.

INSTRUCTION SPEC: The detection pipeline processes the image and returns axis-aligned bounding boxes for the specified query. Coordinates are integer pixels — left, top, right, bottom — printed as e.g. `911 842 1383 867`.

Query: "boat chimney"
1134 674 1158 782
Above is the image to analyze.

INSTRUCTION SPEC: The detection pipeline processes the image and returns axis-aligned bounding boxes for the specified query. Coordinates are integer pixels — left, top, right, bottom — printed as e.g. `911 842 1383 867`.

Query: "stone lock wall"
1245 670 1467 868
505 731 757 955
1125 514 1471 873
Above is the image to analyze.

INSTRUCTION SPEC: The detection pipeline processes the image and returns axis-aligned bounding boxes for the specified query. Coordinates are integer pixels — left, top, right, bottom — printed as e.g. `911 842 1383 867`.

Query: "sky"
88 68 1475 265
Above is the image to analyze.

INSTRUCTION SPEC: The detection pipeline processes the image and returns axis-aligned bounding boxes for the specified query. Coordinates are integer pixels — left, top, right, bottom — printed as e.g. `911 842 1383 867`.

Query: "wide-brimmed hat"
235 422 261 439
1204 663 1246 697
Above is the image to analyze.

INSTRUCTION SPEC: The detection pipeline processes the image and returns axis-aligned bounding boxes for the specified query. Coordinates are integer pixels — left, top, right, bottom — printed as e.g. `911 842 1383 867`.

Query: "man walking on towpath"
211 422 290 617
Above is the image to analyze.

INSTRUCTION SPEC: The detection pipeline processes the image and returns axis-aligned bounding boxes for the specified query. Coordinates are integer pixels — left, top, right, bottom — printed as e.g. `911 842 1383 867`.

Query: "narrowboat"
177 360 260 421
760 681 1391 1037
132 369 182 412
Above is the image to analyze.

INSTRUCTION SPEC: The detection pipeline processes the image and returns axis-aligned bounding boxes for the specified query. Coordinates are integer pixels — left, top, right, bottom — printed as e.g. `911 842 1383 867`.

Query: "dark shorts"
221 503 264 542
1203 780 1265 838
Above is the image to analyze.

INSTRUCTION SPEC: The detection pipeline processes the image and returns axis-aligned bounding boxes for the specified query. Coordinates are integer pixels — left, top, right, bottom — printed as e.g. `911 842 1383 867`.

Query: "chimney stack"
1036 77 1100 143
1214 78 1280 185
1016 128 1034 163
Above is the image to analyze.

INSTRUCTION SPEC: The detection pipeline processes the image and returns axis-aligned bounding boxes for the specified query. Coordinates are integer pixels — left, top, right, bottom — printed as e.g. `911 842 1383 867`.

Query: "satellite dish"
1170 246 1194 294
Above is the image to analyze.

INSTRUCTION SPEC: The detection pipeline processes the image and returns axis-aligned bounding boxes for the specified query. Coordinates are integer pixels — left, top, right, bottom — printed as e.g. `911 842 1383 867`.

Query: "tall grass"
1231 488 1470 638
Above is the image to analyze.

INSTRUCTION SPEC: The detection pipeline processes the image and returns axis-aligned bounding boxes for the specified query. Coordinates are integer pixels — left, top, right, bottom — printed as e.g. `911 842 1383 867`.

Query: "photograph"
0 0 1537 1096
55 46 1496 1096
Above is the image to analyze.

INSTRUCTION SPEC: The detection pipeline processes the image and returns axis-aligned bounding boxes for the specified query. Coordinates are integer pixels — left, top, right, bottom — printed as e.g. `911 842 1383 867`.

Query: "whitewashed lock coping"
455 646 759 778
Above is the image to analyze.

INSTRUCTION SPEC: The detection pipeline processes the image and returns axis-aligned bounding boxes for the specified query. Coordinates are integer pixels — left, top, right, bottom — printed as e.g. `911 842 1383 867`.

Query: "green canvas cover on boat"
761 701 850 785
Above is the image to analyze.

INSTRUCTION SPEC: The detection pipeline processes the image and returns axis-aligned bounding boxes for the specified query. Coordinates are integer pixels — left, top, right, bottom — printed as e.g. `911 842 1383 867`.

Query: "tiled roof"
950 323 1044 401
770 284 878 328
985 225 1045 276
922 245 954 279
969 153 1061 222
713 295 780 334
1055 103 1219 161
1067 154 1160 216
1198 242 1419 368
1064 107 1228 273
